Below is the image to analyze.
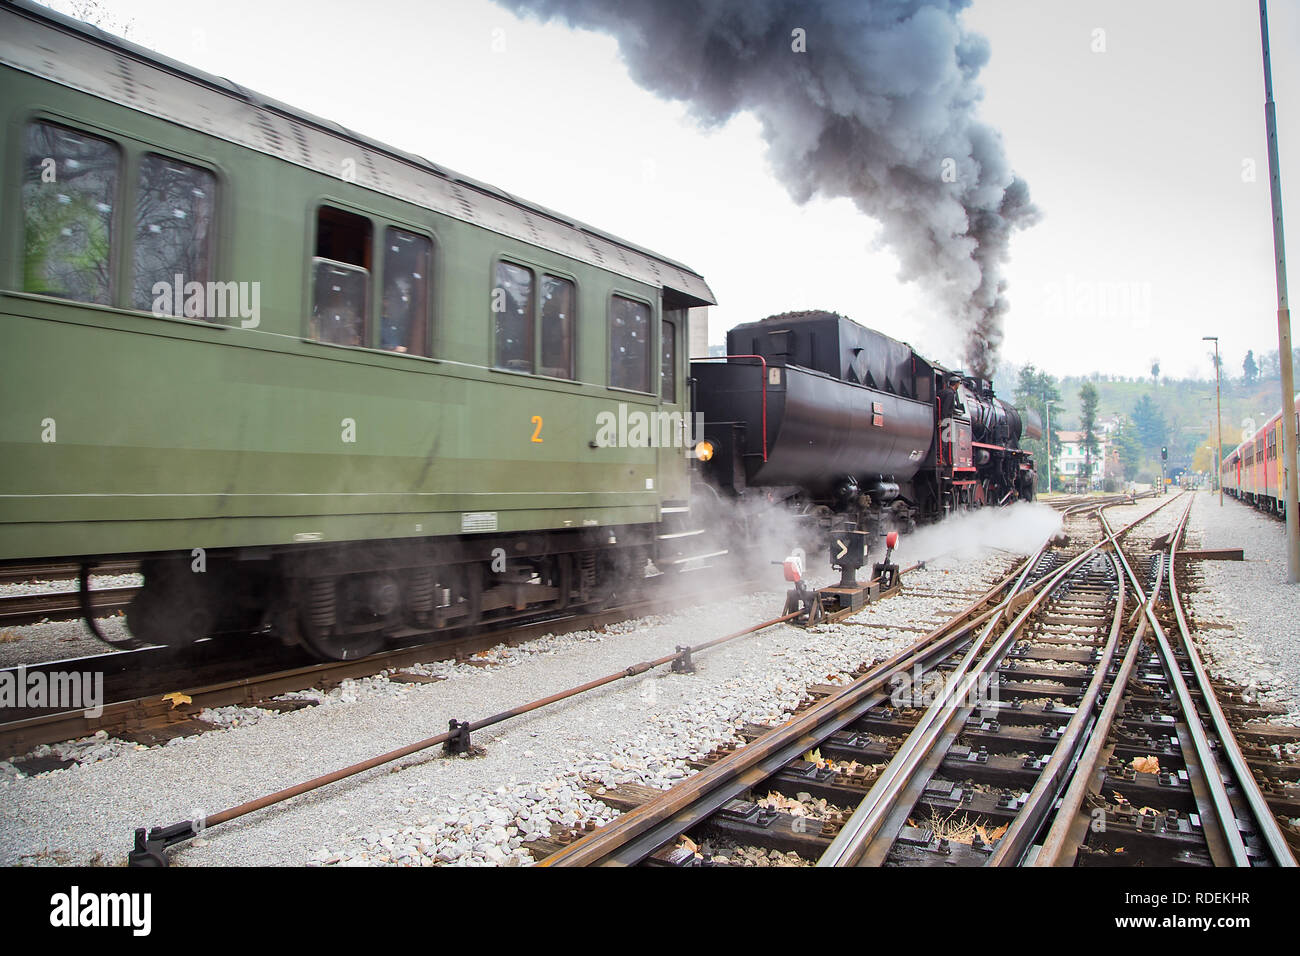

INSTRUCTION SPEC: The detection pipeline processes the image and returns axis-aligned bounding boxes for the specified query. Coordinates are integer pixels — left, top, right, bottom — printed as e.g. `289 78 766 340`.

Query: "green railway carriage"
0 1 715 658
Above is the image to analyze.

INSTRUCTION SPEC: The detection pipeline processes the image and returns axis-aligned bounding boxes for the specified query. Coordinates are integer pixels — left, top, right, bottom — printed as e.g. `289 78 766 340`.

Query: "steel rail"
1100 497 1239 865
1032 618 1151 866
820 492 1185 867
1025 496 1195 865
1068 495 1247 865
819 540 1107 866
1124 496 1252 865
990 494 1187 866
1167 499 1297 865
1032 504 1187 866
3 568 786 754
130 609 801 861
985 549 1124 866
0 560 138 586
0 585 138 626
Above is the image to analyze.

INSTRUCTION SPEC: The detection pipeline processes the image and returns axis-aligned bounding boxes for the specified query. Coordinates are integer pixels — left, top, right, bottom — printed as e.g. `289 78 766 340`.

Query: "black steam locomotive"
691 311 1038 545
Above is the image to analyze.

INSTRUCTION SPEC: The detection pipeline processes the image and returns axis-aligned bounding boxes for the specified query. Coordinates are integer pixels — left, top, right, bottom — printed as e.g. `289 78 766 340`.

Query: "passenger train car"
1221 394 1300 515
0 0 713 659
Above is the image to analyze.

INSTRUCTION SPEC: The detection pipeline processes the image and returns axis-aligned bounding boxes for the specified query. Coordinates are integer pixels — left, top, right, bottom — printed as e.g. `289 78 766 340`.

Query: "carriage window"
134 155 216 315
609 295 650 392
540 275 575 379
381 228 431 355
493 261 534 372
311 207 371 346
22 122 119 305
661 318 677 402
311 261 368 346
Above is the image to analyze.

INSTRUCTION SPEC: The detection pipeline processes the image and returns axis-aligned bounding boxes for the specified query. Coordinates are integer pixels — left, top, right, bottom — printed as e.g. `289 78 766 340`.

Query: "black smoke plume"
496 0 1038 377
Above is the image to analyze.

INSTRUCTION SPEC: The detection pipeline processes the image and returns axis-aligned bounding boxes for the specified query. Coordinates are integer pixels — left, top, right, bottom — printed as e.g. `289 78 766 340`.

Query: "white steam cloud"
890 501 1062 568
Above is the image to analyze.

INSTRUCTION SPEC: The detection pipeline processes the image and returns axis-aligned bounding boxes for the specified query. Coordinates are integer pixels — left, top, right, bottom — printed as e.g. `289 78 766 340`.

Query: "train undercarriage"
121 525 667 661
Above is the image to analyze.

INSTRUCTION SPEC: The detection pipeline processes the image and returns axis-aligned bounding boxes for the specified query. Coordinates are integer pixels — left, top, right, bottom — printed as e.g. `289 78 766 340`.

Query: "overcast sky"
44 0 1300 384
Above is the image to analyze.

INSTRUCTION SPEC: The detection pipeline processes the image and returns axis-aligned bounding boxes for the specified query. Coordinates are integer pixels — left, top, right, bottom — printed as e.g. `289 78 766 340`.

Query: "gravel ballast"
1183 492 1300 724
15 499 1240 867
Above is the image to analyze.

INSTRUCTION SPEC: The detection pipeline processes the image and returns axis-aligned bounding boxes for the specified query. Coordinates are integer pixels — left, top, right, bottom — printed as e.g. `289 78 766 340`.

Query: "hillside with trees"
999 345 1300 486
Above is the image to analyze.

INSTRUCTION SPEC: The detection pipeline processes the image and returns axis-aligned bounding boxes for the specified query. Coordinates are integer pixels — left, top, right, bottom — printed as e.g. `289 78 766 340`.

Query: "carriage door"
657 306 689 501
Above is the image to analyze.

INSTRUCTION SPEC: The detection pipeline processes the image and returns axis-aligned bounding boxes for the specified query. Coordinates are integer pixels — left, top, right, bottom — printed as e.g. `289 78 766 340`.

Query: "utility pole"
1204 336 1223 506
1260 1 1299 582
1045 398 1056 494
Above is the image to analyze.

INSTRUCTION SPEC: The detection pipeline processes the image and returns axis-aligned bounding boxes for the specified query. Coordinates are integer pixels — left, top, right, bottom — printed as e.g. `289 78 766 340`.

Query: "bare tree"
47 0 135 38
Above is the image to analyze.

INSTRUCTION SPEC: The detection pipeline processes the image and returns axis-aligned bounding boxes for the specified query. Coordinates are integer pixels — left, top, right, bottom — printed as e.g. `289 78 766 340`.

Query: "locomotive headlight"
694 440 715 462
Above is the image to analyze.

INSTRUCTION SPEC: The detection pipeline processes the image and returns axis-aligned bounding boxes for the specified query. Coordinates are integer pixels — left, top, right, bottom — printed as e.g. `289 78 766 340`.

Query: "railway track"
18 493 1288 870
1045 491 1152 512
0 584 138 628
0 567 776 758
0 560 141 627
115 554 930 864
0 560 139 587
530 493 1299 867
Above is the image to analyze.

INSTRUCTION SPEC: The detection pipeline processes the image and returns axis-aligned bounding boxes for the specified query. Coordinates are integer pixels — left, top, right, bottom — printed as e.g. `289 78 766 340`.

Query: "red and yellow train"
1221 394 1300 514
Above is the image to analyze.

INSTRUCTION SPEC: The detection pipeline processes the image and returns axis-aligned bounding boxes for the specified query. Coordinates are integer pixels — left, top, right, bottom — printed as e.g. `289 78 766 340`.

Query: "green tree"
1243 350 1258 385
1079 382 1100 489
1131 394 1167 452
1112 419 1142 481
1013 364 1062 492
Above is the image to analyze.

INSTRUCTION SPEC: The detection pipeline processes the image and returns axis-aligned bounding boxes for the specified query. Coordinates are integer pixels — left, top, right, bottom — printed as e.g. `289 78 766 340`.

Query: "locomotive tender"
692 311 1039 543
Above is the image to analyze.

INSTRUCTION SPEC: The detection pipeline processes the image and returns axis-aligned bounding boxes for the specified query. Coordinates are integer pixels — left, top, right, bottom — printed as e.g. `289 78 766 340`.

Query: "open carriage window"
311 206 371 346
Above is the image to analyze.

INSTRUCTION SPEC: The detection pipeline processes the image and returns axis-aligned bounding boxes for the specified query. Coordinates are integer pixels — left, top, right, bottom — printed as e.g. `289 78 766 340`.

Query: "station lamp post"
1203 336 1223 506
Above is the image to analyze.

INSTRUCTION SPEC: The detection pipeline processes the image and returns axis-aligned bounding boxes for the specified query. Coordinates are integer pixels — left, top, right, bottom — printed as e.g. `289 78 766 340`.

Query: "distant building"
1056 429 1110 490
